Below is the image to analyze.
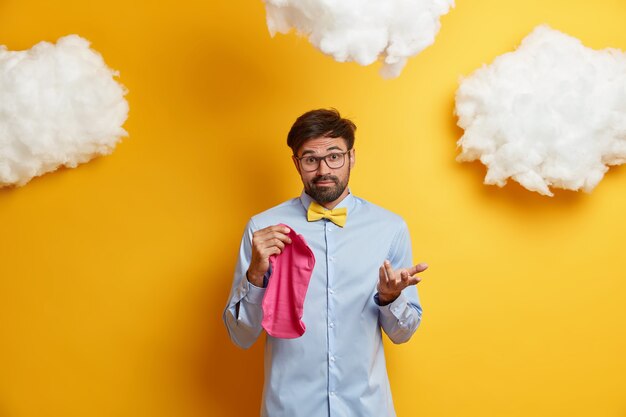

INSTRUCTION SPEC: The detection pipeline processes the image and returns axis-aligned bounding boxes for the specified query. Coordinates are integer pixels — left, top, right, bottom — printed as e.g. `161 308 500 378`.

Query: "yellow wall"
1 1 625 416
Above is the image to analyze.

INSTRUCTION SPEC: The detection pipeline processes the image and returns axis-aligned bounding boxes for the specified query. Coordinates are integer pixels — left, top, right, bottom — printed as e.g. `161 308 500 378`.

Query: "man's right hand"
246 225 292 287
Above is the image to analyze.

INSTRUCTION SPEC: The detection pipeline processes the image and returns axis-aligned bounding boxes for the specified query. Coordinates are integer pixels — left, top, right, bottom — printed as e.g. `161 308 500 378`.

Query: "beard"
305 172 350 204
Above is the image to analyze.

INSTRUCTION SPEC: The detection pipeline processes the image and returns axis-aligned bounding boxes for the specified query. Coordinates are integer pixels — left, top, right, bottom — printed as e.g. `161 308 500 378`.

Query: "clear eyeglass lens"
326 153 344 168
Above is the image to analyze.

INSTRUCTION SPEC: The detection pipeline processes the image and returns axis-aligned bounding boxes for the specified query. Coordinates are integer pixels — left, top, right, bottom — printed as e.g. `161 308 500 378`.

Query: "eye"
328 153 341 161
305 156 318 164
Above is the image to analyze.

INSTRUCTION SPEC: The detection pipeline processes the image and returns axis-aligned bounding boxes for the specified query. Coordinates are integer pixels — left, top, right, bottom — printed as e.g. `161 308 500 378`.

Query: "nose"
316 157 331 175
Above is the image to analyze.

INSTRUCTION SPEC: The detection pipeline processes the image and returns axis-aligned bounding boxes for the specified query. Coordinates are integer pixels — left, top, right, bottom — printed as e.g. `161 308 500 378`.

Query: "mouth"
315 181 335 186
313 176 337 186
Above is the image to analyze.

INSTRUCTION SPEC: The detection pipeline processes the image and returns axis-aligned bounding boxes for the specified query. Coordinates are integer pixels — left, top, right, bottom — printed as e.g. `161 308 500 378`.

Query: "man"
223 108 427 417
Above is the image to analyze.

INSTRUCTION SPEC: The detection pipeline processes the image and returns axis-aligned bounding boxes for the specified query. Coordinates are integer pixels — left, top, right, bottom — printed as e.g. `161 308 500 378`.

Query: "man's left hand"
377 260 428 305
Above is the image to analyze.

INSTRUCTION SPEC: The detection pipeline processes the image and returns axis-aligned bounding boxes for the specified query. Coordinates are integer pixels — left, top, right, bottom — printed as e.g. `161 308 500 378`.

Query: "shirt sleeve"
223 219 267 349
376 220 423 344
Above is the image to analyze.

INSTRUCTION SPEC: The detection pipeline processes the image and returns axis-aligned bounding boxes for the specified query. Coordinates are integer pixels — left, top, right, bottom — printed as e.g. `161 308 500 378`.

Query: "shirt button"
329 322 334 328
330 356 335 362
330 391 335 397
329 256 334 261
329 289 334 295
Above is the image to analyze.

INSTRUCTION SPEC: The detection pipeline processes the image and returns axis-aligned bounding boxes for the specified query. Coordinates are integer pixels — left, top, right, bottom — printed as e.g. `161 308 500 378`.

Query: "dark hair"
287 108 356 155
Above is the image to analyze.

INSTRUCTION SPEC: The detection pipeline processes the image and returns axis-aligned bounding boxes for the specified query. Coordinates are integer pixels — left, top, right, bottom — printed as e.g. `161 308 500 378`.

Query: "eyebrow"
300 146 344 156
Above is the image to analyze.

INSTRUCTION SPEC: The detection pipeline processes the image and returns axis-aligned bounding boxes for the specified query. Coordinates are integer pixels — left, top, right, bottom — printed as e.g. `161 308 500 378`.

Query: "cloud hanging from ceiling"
0 35 129 188
455 25 626 196
263 0 454 78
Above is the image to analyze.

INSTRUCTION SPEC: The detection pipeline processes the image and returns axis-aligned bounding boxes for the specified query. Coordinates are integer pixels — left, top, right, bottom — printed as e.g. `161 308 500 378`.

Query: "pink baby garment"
261 224 315 339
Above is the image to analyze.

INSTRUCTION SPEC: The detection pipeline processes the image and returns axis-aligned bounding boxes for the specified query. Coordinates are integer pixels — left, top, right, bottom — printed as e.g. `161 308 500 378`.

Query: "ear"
292 155 302 175
349 148 356 169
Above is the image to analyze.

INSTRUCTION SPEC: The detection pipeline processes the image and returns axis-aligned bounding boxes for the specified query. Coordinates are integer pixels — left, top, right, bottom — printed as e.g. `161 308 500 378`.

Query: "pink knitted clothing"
261 225 315 339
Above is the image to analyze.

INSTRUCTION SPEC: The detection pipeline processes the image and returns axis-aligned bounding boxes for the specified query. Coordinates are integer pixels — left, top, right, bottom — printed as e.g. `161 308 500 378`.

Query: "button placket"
325 218 338 403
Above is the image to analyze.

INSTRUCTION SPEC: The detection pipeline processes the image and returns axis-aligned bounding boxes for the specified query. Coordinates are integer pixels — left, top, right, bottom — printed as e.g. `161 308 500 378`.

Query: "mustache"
312 175 339 184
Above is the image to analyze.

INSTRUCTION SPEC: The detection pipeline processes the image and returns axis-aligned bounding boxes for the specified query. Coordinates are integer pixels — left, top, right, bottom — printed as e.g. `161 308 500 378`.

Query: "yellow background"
1 1 625 416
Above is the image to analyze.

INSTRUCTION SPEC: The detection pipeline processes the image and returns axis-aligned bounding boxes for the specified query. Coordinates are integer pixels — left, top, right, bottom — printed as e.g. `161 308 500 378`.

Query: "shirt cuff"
375 292 409 316
245 280 266 305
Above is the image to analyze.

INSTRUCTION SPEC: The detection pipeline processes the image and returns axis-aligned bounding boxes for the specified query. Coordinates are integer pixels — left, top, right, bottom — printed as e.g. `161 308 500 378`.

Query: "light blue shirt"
223 191 422 417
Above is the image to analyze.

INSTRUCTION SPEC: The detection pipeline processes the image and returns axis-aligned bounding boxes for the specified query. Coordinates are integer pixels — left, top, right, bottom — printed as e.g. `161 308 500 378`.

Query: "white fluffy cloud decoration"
0 35 129 188
263 0 454 79
455 25 626 196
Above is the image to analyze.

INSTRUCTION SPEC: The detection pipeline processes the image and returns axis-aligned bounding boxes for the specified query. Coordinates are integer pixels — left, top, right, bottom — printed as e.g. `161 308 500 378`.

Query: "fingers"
380 260 400 288
406 275 422 286
400 263 427 287
251 226 292 253
377 260 401 303
406 262 429 276
379 260 428 293
400 270 410 286
248 225 294 281
384 260 395 284
379 265 389 286
254 225 292 245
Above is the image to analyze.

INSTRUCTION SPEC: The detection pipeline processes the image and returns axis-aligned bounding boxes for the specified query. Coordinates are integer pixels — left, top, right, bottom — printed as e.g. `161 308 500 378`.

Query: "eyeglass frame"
293 150 352 172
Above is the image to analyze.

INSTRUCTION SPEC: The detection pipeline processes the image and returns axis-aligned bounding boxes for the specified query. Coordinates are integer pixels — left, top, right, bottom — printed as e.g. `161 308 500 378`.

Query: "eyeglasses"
295 150 350 172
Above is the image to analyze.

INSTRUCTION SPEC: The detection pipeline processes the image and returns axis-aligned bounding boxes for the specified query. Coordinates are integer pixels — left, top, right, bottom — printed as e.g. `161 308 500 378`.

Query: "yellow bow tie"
307 201 347 227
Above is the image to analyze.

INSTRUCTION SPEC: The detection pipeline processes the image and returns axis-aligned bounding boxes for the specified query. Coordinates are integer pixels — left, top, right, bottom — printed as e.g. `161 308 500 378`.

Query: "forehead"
298 136 347 155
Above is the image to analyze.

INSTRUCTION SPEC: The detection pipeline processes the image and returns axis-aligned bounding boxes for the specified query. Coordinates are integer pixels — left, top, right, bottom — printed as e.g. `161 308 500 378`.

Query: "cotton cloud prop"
0 35 128 188
455 25 626 196
264 0 454 78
